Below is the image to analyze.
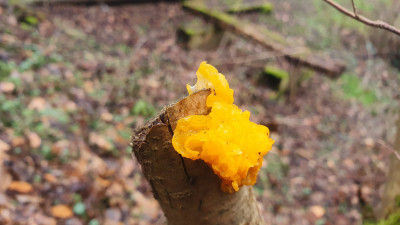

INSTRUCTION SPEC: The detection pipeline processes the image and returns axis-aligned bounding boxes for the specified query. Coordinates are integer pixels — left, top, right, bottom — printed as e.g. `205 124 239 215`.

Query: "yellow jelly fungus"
173 61 274 192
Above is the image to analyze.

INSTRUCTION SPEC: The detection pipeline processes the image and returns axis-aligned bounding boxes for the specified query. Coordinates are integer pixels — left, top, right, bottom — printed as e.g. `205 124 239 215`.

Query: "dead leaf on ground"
52 139 70 155
0 139 10 152
84 81 94 93
28 97 47 111
51 204 73 219
11 136 25 147
0 82 15 93
16 195 43 204
89 132 113 150
106 182 124 197
8 181 33 193
310 205 325 218
101 112 113 122
26 131 41 149
64 101 77 112
0 193 9 206
95 176 111 189
0 168 12 192
119 158 134 177
44 173 57 183
133 191 160 220
33 213 57 225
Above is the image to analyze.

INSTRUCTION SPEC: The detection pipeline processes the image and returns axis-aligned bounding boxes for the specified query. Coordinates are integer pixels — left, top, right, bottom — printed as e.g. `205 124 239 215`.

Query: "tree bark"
131 90 264 225
378 115 400 219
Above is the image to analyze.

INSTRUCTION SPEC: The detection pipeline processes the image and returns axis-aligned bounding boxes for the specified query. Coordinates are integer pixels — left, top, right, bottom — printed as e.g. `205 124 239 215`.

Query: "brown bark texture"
131 90 264 225
378 116 400 219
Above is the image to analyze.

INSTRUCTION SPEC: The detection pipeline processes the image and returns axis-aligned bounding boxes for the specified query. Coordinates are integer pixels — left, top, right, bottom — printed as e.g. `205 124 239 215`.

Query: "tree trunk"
378 115 400 219
131 90 264 225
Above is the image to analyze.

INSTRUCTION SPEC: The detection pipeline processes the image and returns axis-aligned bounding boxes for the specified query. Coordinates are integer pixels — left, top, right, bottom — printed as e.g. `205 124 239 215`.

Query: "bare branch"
323 0 400 36
377 140 400 161
350 0 357 17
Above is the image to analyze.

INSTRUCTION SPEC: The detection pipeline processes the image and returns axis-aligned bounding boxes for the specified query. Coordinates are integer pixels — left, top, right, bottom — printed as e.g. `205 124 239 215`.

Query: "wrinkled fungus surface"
172 61 274 192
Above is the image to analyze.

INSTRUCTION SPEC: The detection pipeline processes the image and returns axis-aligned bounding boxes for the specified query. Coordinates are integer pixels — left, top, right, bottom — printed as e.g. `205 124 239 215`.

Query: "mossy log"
30 0 180 6
131 90 264 225
177 19 224 50
227 2 273 14
183 1 346 77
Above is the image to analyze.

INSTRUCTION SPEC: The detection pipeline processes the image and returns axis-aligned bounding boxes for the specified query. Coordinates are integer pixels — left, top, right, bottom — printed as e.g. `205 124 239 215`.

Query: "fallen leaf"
52 139 70 155
101 112 113 122
119 158 134 177
33 213 57 225
133 191 160 220
0 168 11 192
0 82 15 93
364 137 375 148
310 205 325 218
84 81 94 93
95 176 111 189
0 140 10 152
44 173 57 183
51 204 73 219
28 97 47 111
11 136 25 147
8 181 33 193
64 101 77 112
16 194 43 204
26 131 41 149
105 208 122 222
106 182 124 197
0 193 9 206
89 132 113 150
343 159 355 170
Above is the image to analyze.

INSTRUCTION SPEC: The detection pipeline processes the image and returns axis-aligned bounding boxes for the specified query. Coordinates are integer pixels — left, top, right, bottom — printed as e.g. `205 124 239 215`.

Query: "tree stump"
131 90 264 225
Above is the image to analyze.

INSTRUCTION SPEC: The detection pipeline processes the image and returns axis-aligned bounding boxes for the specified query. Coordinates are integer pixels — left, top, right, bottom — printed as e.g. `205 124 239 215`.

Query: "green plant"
0 61 16 80
73 202 86 216
338 73 376 106
131 100 156 118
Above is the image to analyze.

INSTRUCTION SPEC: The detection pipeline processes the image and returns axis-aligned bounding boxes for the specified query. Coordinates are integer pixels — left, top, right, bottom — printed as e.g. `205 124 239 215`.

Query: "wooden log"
31 0 180 6
131 90 264 225
183 1 346 77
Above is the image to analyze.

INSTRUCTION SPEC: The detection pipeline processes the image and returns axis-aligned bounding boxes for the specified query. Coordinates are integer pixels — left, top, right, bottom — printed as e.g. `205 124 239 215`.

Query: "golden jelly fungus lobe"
186 61 234 107
173 61 274 192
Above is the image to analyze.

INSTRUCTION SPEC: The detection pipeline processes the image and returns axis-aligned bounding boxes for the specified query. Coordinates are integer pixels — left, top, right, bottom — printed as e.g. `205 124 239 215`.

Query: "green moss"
228 3 273 14
262 65 290 97
183 1 287 46
264 66 289 79
339 73 377 106
365 211 400 225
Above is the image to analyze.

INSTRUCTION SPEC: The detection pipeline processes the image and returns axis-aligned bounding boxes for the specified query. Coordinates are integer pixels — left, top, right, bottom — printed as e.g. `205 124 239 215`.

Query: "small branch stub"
131 90 264 225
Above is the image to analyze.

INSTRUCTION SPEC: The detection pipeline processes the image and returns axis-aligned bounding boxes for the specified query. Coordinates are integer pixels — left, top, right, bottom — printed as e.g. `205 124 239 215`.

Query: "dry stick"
350 0 357 17
323 0 400 36
377 140 400 161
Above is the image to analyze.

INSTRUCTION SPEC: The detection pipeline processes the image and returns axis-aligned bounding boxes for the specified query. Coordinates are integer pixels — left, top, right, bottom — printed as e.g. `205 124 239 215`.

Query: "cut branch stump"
131 90 264 225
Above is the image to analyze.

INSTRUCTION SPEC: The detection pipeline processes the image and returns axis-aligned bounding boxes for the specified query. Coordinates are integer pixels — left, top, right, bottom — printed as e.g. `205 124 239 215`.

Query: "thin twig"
323 0 400 36
350 0 358 18
377 140 400 161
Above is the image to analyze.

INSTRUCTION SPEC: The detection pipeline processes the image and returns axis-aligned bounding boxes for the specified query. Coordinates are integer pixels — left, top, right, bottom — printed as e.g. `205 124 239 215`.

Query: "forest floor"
0 0 399 224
